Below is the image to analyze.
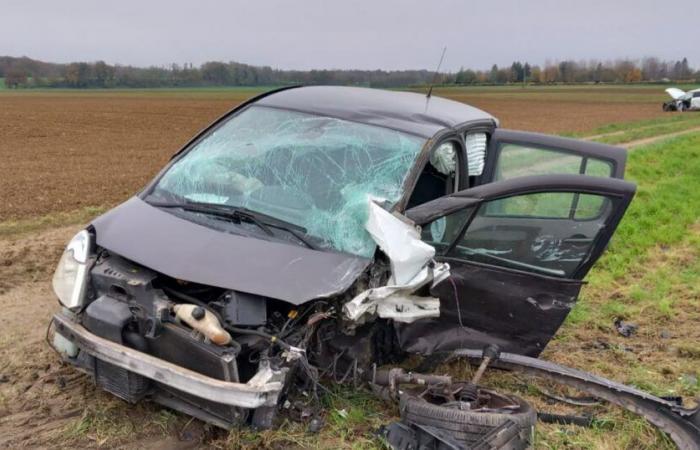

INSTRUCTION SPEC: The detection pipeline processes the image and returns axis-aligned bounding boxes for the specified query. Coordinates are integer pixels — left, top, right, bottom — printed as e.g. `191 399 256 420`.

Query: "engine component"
219 290 267 326
173 304 232 346
82 295 151 402
471 344 500 385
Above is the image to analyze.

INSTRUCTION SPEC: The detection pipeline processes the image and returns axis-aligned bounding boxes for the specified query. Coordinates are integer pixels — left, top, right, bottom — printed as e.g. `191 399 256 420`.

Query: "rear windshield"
151 106 425 257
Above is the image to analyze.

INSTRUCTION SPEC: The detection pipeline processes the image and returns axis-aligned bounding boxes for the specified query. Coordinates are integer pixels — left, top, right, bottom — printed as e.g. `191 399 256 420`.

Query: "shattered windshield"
151 106 425 257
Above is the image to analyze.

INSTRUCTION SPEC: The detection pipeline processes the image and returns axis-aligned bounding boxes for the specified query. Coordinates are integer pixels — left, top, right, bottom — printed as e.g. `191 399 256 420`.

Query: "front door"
397 174 635 357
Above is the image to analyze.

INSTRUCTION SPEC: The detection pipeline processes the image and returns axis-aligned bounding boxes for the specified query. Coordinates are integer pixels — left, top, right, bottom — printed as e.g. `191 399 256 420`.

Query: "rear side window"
495 144 613 180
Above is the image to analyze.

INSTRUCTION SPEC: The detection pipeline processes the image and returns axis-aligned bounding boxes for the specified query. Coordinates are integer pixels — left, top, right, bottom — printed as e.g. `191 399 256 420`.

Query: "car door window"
495 144 614 181
449 191 613 278
419 206 473 254
407 141 460 209
482 129 627 183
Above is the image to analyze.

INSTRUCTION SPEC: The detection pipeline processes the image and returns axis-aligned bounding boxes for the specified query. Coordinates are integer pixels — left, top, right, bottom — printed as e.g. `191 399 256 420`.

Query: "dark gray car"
49 86 636 429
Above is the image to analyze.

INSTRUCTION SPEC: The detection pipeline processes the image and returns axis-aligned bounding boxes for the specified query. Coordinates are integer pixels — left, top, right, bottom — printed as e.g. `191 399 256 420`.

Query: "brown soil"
0 227 215 448
0 94 237 221
0 89 669 221
445 96 664 135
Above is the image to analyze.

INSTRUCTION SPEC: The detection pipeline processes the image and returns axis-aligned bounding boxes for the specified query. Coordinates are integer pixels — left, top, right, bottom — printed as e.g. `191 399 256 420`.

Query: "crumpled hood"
91 197 371 305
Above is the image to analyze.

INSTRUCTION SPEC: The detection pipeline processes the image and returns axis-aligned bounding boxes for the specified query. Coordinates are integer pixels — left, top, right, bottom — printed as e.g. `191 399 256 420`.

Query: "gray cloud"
1 0 698 70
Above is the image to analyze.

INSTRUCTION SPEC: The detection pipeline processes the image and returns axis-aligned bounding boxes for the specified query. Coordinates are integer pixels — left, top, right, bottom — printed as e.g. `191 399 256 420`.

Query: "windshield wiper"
147 201 274 236
147 200 316 249
264 222 316 250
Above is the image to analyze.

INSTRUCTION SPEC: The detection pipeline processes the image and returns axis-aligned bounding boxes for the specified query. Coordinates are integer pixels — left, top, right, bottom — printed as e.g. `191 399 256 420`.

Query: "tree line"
456 57 696 84
1 56 698 89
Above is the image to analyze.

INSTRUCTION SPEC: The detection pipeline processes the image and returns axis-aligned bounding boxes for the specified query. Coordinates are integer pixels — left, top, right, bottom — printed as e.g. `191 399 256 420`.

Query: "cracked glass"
152 106 426 257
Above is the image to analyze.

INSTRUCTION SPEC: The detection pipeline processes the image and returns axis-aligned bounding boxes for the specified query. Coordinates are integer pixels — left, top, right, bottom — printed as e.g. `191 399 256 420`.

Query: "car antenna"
426 46 447 99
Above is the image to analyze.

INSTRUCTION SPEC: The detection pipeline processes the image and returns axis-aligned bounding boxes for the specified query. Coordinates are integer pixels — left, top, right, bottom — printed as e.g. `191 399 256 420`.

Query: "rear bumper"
52 312 285 409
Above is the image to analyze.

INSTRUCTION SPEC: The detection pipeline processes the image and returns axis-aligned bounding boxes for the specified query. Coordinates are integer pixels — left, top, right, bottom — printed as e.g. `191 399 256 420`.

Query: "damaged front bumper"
52 312 286 409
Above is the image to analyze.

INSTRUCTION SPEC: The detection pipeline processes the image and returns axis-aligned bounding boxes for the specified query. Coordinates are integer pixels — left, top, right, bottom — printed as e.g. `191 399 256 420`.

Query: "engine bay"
70 248 398 428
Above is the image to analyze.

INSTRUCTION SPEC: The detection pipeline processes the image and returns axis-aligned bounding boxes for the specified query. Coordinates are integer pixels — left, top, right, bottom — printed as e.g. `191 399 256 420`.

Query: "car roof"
255 85 496 138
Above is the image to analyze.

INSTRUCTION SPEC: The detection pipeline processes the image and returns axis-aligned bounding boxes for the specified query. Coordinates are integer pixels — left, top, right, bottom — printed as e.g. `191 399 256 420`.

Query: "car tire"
399 391 536 449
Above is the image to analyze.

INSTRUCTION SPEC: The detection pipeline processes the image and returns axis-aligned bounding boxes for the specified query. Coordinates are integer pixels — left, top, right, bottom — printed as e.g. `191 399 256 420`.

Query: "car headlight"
52 230 92 310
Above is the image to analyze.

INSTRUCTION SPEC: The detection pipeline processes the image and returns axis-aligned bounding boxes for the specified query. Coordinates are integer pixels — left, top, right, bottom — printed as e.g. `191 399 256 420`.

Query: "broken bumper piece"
52 312 285 409
451 349 700 450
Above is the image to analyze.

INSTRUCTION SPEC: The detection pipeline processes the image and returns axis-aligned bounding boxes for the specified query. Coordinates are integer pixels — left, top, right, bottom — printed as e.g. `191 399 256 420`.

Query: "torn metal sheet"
343 264 449 323
365 199 436 285
344 200 449 324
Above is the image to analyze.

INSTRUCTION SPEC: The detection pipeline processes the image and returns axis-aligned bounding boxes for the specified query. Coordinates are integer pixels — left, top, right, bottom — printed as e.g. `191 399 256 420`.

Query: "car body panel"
256 85 497 138
91 196 371 305
403 175 636 355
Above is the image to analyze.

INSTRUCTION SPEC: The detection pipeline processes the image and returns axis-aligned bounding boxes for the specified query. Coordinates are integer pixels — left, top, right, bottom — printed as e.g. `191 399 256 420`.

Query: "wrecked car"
663 87 700 111
50 85 664 443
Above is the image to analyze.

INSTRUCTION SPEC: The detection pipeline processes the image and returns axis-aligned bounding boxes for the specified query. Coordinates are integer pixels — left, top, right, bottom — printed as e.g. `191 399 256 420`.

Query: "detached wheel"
399 386 536 449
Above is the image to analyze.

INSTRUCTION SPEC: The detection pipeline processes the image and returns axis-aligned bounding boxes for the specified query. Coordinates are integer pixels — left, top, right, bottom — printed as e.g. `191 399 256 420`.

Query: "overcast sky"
1 0 698 71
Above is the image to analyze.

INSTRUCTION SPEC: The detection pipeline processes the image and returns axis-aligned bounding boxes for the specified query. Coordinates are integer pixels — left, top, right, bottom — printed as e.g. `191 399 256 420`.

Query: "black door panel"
403 174 635 355
396 262 583 356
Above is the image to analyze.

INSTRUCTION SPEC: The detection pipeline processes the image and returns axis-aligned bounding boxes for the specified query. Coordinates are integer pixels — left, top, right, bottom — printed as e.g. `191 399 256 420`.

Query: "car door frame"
394 118 497 212
400 174 635 356
406 173 635 280
477 129 628 186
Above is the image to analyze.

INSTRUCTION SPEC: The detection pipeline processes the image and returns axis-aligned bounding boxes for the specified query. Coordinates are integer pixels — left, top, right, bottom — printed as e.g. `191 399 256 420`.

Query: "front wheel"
399 386 536 449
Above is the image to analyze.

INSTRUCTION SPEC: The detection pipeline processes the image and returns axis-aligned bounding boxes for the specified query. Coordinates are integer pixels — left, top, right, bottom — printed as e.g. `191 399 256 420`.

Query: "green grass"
592 117 700 145
563 113 700 139
0 205 108 238
588 133 700 279
0 85 275 98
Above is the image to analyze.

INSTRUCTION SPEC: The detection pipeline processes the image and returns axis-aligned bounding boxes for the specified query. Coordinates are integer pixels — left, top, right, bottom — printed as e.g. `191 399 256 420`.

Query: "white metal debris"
343 199 450 324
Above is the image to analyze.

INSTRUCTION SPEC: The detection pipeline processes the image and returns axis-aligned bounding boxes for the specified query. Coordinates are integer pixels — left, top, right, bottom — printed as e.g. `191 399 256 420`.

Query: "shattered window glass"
153 106 425 257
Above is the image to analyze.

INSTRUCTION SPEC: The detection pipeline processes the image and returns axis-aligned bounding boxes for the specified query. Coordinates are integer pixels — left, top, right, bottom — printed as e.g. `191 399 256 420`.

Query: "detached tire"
400 390 536 449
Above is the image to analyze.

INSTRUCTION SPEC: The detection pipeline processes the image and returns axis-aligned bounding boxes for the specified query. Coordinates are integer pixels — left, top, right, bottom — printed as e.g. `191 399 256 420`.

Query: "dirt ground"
0 86 691 448
0 225 215 449
0 86 670 221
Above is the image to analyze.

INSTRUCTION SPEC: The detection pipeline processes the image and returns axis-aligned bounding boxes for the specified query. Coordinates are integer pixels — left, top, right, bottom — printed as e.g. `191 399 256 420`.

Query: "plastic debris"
614 318 638 337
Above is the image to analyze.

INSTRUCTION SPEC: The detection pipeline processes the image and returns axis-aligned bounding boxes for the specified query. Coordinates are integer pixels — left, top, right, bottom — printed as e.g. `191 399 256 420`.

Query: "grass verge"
0 205 109 239
564 113 700 140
